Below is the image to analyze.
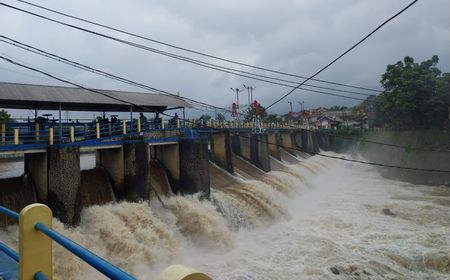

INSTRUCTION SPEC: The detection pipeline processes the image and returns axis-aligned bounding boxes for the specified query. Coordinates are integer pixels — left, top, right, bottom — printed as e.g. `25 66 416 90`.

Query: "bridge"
0 82 323 226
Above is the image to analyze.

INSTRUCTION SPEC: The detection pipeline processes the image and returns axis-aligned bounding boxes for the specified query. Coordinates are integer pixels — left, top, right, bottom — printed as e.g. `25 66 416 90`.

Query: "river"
0 152 448 279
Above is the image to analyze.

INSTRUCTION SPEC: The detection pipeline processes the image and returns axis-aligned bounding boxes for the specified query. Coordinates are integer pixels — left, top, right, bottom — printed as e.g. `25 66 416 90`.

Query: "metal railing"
0 204 135 280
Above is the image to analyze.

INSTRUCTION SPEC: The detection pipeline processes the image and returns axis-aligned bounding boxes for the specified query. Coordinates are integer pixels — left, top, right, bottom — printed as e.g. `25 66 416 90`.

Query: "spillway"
0 152 448 279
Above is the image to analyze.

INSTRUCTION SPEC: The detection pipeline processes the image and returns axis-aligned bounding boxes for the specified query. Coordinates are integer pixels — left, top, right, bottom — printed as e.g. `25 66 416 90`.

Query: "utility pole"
230 87 244 121
298 101 305 111
288 101 293 113
243 84 256 107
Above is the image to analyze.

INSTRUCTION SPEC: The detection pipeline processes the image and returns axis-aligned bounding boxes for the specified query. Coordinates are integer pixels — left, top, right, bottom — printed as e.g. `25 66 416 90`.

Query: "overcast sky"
0 0 449 119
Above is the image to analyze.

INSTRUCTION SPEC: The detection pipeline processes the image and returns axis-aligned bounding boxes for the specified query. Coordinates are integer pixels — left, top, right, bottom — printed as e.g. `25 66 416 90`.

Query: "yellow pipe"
122 120 127 135
161 117 165 129
14 128 19 145
70 126 75 143
35 123 40 142
19 204 53 280
156 265 211 280
137 118 141 132
96 122 100 139
176 118 180 129
49 127 54 145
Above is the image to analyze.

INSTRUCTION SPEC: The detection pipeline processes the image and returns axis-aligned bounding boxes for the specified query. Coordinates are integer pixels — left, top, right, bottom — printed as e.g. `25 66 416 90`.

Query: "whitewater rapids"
0 152 449 279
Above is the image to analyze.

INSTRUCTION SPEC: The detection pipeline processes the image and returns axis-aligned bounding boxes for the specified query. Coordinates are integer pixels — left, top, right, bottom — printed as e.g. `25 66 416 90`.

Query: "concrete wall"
238 132 251 159
123 142 150 201
280 131 296 155
47 147 81 225
24 152 48 202
326 130 450 186
301 130 320 153
267 132 281 160
179 139 210 195
209 131 233 173
96 147 124 197
153 143 180 193
250 133 271 172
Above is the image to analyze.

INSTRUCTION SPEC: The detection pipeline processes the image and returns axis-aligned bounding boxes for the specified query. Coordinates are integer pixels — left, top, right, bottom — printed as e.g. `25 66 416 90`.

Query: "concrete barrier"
123 142 150 201
179 139 210 195
209 131 233 173
47 147 81 225
267 132 281 160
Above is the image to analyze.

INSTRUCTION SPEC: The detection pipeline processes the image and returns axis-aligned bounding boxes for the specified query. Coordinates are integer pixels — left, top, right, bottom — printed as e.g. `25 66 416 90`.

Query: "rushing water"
0 152 449 279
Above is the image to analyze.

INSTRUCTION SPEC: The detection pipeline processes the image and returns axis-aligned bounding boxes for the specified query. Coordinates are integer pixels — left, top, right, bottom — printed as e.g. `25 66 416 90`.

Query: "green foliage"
215 113 225 121
264 113 280 122
371 55 449 129
243 105 267 122
198 114 211 121
0 109 11 122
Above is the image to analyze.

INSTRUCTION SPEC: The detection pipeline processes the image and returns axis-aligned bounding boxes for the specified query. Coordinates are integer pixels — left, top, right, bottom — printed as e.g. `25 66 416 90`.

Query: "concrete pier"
123 142 150 201
267 132 281 160
96 147 125 197
279 131 296 155
179 139 210 195
47 147 81 225
209 131 233 173
24 152 48 202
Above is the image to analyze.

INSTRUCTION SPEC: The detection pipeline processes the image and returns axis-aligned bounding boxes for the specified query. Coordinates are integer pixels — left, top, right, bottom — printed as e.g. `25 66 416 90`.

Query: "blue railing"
0 205 136 280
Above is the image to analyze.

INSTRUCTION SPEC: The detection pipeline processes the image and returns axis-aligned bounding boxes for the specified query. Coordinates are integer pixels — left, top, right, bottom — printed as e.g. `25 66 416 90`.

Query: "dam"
0 83 448 279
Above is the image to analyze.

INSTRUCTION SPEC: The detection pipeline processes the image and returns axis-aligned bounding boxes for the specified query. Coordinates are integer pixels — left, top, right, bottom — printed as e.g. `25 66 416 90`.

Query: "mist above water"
0 152 449 279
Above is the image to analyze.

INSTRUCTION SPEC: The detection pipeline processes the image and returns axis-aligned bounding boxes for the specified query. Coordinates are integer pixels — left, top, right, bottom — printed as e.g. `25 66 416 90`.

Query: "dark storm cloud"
0 0 448 117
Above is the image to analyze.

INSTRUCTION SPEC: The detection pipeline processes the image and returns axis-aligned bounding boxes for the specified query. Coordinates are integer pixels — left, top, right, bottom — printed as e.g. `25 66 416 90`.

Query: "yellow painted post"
19 203 53 280
137 118 141 132
35 123 40 142
49 128 54 145
70 126 75 143
176 118 180 129
1 123 5 144
96 122 100 139
208 119 212 128
108 123 112 136
14 128 19 145
161 117 165 129
122 120 127 134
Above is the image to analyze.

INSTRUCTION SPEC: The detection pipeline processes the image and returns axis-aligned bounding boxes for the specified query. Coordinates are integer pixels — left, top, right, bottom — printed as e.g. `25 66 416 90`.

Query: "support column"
24 152 48 202
179 139 210 195
96 147 125 197
280 131 296 155
47 147 80 225
209 131 233 173
250 133 271 172
267 132 281 160
123 142 150 201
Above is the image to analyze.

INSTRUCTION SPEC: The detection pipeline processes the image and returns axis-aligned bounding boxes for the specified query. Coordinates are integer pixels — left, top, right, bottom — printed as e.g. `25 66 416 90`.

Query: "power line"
5 36 439 154
2 54 449 171
12 0 382 93
159 111 450 173
265 0 419 110
0 3 378 100
3 36 435 154
0 36 233 114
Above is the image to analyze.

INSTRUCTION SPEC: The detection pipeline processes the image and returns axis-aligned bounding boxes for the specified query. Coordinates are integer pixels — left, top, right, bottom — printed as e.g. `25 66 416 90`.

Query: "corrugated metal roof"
0 82 191 112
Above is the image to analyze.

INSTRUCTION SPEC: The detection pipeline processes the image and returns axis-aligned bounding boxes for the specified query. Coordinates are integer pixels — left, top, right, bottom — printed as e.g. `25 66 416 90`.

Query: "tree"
198 114 211 121
0 110 10 122
243 105 267 122
375 55 450 129
215 113 226 121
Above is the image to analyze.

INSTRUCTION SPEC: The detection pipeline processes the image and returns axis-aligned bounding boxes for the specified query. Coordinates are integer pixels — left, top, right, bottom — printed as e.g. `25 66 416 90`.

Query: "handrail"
0 205 136 280
35 222 135 280
0 206 19 220
0 242 19 262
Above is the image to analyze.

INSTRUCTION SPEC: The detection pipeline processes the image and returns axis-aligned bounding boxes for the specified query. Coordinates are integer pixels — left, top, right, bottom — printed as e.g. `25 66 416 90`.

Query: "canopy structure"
0 82 191 112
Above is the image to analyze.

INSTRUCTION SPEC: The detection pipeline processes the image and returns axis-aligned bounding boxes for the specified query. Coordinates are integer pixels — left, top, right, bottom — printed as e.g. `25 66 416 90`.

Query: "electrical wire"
12 0 382 93
265 0 419 109
0 3 378 100
2 54 449 171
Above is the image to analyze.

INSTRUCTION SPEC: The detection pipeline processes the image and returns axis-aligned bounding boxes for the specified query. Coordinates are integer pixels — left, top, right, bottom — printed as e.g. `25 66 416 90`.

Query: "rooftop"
0 82 190 112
